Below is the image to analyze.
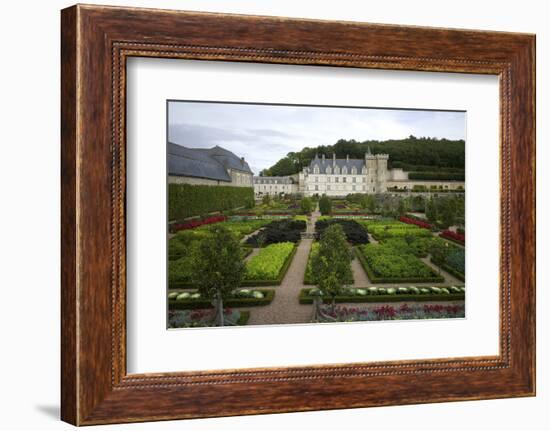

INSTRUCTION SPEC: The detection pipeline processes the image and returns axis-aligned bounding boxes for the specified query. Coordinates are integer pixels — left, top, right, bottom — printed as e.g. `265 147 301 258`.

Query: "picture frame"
61 4 535 425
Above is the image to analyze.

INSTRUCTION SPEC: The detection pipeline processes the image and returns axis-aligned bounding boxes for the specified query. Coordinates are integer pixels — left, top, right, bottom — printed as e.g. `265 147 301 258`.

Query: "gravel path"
351 256 370 287
245 248 260 262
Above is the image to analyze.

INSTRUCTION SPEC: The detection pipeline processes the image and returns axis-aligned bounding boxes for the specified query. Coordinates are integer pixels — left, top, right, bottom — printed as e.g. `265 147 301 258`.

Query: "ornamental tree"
311 224 353 319
300 197 313 215
190 225 245 326
318 195 332 215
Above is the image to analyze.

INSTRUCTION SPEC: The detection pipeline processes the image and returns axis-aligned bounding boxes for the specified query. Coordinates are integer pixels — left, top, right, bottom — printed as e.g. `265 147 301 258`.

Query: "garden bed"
355 245 444 283
168 309 250 328
242 242 298 286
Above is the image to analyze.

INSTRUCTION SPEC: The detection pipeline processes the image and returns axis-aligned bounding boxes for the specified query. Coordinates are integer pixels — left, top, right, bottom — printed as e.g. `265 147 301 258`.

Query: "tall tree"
311 224 353 319
318 195 332 215
190 225 245 326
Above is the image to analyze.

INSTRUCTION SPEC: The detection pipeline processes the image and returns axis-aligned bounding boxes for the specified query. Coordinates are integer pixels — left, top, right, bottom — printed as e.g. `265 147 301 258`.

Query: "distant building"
253 175 299 197
254 147 465 198
299 148 389 196
168 142 253 187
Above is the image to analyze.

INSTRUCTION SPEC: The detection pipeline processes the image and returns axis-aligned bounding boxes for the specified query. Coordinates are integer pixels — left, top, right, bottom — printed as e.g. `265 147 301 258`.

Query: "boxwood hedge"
168 289 275 310
168 183 254 220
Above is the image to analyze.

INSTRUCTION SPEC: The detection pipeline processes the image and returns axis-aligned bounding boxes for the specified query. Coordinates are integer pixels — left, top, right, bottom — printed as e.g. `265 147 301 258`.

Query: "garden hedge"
168 289 275 310
168 183 254 220
298 289 465 304
408 172 465 181
355 247 444 283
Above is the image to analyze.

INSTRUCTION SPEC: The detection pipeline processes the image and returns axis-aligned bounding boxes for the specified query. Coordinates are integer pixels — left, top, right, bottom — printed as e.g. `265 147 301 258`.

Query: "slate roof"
168 143 252 182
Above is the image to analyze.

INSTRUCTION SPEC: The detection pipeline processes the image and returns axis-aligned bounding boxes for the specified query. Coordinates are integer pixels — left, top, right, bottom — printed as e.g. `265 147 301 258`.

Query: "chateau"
254 149 465 198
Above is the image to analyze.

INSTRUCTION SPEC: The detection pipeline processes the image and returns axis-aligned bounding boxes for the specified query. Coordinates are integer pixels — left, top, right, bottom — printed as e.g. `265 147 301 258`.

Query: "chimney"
241 157 245 166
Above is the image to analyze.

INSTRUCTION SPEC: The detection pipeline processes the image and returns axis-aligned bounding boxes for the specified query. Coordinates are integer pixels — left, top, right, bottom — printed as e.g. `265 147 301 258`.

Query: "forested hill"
261 137 465 177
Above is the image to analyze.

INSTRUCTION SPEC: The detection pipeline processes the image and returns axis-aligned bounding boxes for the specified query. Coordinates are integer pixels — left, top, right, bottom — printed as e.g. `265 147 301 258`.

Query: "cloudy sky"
168 101 465 175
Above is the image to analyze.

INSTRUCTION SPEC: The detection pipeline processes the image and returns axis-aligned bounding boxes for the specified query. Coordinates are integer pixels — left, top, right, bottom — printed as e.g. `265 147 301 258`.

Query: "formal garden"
167 185 466 328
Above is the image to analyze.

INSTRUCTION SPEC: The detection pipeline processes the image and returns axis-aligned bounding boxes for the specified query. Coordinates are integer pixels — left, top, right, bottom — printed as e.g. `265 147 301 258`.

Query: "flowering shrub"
168 308 249 328
440 229 465 244
399 216 433 230
315 303 465 322
245 242 295 280
172 215 226 232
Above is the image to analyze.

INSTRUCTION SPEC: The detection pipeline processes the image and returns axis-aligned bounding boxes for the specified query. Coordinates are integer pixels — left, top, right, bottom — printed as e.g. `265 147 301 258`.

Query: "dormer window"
342 167 347 175
351 167 357 175
314 166 319 174
326 167 331 174
334 166 340 174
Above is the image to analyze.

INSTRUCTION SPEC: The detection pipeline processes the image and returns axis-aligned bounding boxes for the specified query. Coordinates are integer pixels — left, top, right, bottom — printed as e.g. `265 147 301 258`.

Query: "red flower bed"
398 216 433 230
440 230 465 244
172 215 226 232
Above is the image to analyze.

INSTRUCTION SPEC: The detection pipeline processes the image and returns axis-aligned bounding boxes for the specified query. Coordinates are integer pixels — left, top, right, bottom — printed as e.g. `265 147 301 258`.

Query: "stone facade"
299 150 389 197
253 175 299 197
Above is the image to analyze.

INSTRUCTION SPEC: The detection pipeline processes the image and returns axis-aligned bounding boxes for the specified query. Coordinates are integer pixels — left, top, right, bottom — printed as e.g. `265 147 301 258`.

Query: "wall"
0 1 546 430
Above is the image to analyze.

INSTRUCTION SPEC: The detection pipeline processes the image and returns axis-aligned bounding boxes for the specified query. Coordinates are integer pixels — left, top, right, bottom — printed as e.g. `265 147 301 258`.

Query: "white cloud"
168 101 465 173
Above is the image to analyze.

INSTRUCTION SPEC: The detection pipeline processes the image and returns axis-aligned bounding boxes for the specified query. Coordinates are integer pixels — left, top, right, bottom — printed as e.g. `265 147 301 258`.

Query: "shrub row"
168 183 254 220
408 172 465 181
242 243 298 286
399 216 433 229
440 230 465 244
171 215 226 233
168 289 275 310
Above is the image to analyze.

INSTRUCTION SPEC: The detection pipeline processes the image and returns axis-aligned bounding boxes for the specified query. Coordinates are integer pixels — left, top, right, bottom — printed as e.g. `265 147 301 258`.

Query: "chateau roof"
309 155 364 172
168 143 252 181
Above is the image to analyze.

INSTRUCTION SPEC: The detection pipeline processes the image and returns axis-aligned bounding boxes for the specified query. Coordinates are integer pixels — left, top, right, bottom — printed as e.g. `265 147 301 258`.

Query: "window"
314 166 319 174
334 167 339 174
315 176 318 183
335 177 339 183
352 185 356 191
343 177 347 183
326 167 331 174
373 187 375 192
327 177 331 183
362 177 366 182
327 185 331 191
352 177 356 183
315 185 319 191
342 167 347 175
351 167 357 175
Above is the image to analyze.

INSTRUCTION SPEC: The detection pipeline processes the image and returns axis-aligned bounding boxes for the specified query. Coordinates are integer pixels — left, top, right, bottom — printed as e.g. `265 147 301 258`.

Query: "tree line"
261 136 465 177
